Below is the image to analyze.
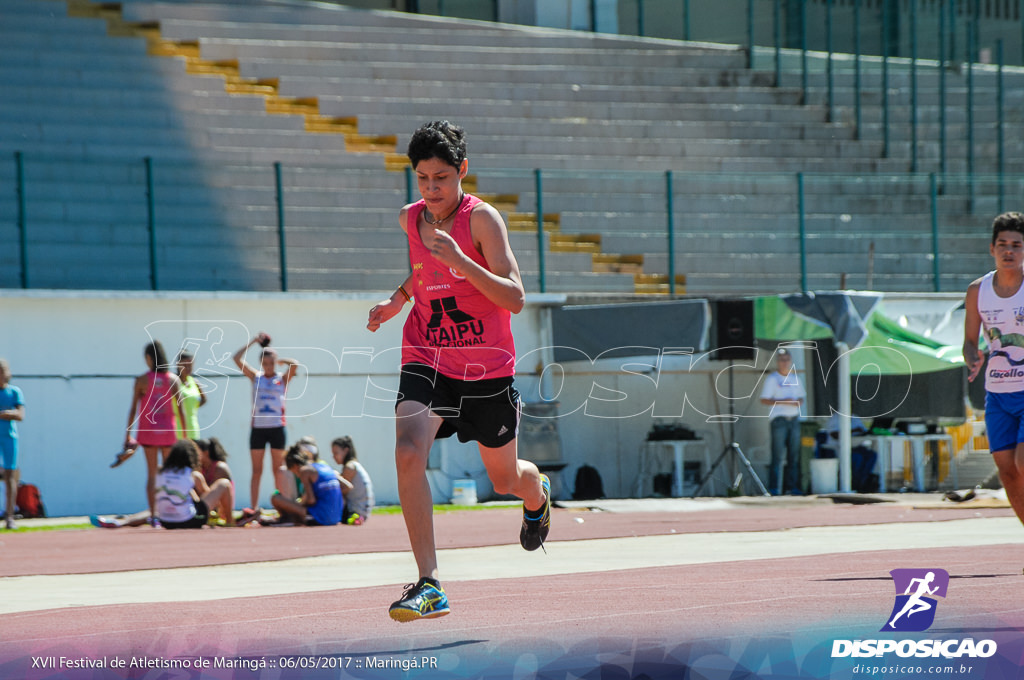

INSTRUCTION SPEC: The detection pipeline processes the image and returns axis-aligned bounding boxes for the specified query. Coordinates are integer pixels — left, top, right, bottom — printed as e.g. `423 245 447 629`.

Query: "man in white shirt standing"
759 348 806 495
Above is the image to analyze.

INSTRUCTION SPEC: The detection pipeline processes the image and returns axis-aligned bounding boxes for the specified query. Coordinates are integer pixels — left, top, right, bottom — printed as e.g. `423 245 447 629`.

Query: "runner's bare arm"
367 206 417 332
233 339 259 380
963 279 985 382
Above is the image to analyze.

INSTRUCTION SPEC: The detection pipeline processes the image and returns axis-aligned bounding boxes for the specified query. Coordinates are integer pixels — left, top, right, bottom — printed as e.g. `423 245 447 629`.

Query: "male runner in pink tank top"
367 120 551 622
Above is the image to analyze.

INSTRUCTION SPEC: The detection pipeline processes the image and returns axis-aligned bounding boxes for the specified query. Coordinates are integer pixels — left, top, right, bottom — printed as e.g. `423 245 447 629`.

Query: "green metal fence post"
404 165 413 261
800 0 807 104
274 161 288 292
666 170 676 296
930 173 941 292
798 173 807 292
998 39 1005 213
773 0 781 86
948 0 956 63
967 30 974 210
910 0 917 173
535 169 546 294
939 1 947 176
826 0 833 120
972 0 980 63
15 152 27 289
881 1 889 158
746 0 754 69
637 0 644 37
144 156 158 291
854 0 861 138
683 0 690 40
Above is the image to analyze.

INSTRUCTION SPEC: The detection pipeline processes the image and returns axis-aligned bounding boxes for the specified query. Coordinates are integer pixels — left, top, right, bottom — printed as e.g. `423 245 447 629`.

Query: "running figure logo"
882 568 950 632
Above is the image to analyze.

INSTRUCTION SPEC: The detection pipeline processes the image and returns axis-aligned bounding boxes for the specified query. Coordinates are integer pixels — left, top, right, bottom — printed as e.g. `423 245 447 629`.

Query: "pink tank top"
136 371 179 446
401 195 516 380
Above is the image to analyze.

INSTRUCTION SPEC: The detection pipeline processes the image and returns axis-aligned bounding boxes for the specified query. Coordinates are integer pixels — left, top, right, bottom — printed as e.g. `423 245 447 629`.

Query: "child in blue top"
0 360 25 530
270 444 352 525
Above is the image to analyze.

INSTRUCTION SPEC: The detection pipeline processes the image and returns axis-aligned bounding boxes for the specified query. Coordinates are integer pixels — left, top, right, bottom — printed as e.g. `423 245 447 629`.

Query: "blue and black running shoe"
520 473 551 552
388 578 450 622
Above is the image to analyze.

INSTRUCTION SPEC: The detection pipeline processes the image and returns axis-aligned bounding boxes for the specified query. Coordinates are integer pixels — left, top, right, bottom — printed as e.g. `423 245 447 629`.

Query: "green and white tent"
755 292 966 420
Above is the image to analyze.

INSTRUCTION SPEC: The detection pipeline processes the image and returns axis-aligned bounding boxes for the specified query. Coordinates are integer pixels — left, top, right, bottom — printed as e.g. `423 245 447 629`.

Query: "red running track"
1 501 1022 679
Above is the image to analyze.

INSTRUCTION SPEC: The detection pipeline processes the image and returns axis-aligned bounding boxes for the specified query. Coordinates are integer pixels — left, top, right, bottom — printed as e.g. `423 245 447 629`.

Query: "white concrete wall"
1 290 809 517
546 350 796 497
0 290 562 517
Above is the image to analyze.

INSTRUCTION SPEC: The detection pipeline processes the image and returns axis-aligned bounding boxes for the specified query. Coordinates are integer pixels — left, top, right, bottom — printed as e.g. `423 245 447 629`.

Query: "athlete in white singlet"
964 212 1024 530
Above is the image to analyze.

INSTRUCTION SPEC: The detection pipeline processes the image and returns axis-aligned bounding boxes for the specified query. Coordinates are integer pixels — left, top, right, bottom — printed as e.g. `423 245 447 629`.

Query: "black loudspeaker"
713 299 755 361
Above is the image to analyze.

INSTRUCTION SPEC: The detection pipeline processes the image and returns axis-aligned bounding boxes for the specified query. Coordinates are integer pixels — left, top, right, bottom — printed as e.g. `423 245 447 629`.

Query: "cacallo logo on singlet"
426 296 486 347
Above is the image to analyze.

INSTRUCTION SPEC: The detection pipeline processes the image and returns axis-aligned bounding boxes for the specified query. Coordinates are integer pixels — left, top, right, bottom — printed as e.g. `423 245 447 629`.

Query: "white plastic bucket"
810 458 839 494
451 479 478 505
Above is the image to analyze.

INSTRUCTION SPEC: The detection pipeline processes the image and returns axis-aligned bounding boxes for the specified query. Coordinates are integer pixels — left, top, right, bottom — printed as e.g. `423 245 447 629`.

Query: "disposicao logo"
831 568 998 660
882 568 949 632
831 565 999 659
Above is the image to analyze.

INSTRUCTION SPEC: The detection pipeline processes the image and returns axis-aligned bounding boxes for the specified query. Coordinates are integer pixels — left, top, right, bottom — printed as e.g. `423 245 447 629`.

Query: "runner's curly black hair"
407 120 466 169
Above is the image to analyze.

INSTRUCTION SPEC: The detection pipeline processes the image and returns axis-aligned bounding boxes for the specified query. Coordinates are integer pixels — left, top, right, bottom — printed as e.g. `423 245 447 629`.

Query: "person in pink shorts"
124 340 184 524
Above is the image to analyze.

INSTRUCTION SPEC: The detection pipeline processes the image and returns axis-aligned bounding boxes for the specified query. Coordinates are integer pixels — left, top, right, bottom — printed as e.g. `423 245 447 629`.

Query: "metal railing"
4 1 1021 295
396 0 1024 187
404 0 1024 66
3 152 1015 296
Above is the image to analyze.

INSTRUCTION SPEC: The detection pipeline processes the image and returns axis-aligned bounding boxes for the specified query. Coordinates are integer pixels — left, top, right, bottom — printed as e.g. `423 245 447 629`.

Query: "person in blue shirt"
759 348 806 495
0 360 25 530
270 443 352 526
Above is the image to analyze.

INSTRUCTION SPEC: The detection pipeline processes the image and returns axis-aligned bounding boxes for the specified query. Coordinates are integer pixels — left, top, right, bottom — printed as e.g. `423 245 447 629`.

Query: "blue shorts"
0 437 17 470
984 391 1024 453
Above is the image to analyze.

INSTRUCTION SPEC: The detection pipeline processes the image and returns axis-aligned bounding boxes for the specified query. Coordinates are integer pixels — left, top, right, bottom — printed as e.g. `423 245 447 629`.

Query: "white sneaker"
5 518 15 530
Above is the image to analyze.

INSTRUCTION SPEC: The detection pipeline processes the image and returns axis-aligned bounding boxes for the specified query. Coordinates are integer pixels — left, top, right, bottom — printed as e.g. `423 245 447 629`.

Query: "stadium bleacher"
1 0 1020 294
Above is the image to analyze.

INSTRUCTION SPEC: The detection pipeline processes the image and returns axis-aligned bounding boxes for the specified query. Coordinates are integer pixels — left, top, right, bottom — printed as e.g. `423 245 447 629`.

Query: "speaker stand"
693 440 769 497
691 360 770 498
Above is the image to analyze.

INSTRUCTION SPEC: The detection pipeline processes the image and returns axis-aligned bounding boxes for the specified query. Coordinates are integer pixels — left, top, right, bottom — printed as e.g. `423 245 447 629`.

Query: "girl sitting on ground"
92 439 234 529
270 444 352 526
156 439 234 529
331 436 375 525
195 437 236 523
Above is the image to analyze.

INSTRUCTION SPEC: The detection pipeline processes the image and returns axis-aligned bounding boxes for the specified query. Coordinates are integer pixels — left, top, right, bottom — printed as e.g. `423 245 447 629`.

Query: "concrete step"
196 39 748 70
0 139 389 168
0 0 73 16
0 31 153 56
124 0 727 52
157 19 734 54
1 0 1014 297
0 103 310 133
1 12 113 36
240 57 773 89
276 77 806 107
467 153 912 174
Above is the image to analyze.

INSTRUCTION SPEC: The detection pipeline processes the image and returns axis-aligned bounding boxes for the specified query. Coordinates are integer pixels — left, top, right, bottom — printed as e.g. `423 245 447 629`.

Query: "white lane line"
1 516 1019 615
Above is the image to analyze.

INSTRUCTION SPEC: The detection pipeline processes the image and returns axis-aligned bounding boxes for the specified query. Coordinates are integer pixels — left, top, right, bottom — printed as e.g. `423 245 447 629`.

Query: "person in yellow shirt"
176 350 206 439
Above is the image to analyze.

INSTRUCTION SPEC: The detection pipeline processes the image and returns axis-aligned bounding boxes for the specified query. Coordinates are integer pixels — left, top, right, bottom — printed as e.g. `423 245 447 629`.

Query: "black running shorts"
250 426 286 451
397 362 520 448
